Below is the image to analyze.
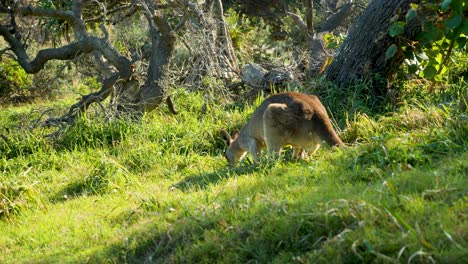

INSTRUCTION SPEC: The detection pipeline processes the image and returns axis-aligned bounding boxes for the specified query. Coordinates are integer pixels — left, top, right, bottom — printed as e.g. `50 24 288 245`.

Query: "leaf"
434 73 444 82
423 66 437 79
327 42 338 49
408 64 419 74
386 44 398 59
440 0 452 10
435 53 443 64
406 9 417 23
410 3 419 9
456 37 467 49
446 15 462 30
419 238 435 250
403 50 414 60
384 206 415 233
462 20 468 35
422 26 442 44
389 22 405 37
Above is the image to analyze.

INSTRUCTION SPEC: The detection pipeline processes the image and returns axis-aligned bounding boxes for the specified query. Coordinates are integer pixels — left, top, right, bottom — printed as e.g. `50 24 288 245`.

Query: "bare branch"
173 13 188 32
184 0 206 24
318 3 354 33
44 73 120 127
1 24 131 77
4 5 77 23
0 2 138 126
287 12 310 36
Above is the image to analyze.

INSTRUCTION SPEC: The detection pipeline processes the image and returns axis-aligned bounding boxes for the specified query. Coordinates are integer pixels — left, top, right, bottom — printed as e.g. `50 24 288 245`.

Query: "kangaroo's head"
220 129 246 166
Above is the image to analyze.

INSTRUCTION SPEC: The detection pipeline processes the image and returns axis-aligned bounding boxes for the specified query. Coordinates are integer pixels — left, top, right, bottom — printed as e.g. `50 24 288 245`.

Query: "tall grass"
0 81 466 263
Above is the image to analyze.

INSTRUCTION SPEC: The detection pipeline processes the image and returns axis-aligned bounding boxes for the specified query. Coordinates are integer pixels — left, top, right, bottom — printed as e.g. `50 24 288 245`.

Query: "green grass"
0 82 467 263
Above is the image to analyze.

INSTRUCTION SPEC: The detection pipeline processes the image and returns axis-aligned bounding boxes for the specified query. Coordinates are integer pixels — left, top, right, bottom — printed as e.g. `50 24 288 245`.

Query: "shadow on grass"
51 179 103 203
87 153 467 264
34 150 468 264
79 198 362 264
51 171 119 203
172 161 271 192
172 150 305 192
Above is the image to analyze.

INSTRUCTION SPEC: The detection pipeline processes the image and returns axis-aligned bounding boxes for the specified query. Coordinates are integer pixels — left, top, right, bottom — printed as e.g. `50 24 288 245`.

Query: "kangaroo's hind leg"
264 137 284 160
263 103 290 160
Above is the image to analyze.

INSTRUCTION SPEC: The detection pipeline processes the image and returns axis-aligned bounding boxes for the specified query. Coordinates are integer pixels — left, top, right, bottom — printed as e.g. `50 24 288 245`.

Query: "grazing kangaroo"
221 92 343 166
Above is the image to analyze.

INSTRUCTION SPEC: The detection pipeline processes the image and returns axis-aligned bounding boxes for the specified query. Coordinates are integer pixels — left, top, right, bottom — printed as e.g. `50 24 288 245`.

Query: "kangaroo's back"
262 92 343 147
299 94 343 147
242 93 301 140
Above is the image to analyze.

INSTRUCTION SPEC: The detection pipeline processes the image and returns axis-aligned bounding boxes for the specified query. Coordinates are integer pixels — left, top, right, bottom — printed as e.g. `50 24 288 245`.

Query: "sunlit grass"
0 81 467 263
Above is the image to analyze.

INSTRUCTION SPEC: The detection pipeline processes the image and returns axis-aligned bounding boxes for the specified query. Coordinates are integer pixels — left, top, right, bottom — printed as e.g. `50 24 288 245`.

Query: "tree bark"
324 0 421 90
123 1 175 114
215 0 239 74
304 0 314 35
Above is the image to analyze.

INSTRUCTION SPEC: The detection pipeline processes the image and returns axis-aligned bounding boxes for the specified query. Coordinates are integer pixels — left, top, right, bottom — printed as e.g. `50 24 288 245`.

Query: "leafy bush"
0 57 69 104
388 0 467 82
0 58 32 103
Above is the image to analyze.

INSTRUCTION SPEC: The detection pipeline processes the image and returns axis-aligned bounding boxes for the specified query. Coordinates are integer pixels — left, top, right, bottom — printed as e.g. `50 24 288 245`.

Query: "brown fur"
222 92 343 166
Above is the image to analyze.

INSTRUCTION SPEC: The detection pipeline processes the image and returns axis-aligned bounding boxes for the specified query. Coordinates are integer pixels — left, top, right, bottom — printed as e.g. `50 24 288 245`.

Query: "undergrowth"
0 80 466 263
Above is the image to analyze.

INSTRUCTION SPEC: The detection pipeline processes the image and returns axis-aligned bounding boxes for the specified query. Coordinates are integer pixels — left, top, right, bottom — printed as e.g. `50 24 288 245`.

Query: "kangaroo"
221 92 343 166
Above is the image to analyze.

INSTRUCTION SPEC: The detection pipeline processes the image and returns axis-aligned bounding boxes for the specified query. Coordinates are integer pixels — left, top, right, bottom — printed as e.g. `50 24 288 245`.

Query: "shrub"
0 58 32 103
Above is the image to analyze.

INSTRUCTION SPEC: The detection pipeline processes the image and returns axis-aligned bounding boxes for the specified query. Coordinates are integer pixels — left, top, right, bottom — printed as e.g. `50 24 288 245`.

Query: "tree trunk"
324 0 421 90
308 33 329 77
129 16 175 114
109 1 176 116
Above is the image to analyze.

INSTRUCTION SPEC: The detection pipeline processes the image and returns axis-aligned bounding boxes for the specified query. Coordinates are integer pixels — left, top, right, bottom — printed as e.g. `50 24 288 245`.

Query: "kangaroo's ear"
232 129 240 140
220 129 232 145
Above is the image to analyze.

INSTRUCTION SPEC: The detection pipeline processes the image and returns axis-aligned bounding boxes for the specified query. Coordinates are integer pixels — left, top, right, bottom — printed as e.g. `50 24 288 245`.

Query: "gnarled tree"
0 0 239 129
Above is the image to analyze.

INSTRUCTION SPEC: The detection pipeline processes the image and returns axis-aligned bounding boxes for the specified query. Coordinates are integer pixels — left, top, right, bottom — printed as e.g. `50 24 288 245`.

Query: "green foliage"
0 57 70 104
111 16 149 56
0 58 32 100
224 9 272 64
323 32 345 49
79 76 101 94
37 0 74 46
387 0 467 82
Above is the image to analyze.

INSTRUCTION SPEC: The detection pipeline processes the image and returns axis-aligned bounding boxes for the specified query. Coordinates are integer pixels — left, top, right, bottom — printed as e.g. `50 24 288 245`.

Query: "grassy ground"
0 80 467 263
